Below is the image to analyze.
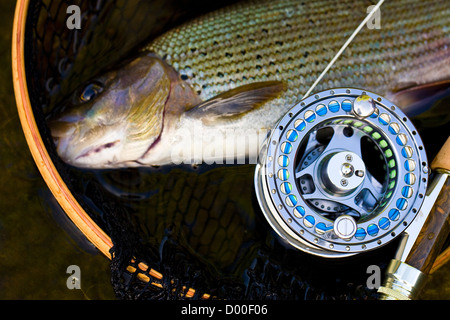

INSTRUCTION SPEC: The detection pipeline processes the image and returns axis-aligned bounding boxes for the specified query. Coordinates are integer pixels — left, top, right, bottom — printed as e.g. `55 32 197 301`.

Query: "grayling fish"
49 0 450 168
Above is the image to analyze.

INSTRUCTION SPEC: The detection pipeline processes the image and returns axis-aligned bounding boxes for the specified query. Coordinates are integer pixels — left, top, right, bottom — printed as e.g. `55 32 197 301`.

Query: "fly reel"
255 88 429 258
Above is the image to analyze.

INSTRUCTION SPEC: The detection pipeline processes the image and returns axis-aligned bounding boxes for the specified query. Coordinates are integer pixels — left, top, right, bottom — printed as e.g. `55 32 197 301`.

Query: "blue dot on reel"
328 101 340 112
379 217 390 230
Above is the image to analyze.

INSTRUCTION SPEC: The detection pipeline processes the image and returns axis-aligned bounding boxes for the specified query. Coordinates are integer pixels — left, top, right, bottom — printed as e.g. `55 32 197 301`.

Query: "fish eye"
80 82 104 103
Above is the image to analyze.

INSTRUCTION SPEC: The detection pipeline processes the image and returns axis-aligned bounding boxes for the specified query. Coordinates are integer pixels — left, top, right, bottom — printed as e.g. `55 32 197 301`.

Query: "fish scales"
146 0 450 108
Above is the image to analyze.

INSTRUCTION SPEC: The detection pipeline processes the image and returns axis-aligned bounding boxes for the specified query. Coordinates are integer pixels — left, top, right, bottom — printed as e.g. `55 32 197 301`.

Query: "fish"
48 0 450 169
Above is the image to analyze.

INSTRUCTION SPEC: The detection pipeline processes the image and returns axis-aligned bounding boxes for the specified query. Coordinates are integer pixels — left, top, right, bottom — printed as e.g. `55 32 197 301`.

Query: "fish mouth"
75 140 121 161
48 117 77 158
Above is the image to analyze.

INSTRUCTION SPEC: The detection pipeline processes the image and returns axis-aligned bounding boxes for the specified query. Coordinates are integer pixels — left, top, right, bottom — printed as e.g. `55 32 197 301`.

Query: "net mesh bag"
23 0 401 300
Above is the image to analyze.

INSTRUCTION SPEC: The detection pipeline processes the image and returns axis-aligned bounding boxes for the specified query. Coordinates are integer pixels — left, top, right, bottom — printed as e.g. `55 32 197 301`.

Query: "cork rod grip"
405 177 450 274
431 137 450 173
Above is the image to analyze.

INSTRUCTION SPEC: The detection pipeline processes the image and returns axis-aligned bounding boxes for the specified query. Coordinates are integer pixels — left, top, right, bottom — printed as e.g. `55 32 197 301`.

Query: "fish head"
48 53 172 168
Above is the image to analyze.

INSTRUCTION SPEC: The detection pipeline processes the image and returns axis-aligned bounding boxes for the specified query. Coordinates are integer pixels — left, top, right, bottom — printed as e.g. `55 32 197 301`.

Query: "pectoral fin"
185 81 286 125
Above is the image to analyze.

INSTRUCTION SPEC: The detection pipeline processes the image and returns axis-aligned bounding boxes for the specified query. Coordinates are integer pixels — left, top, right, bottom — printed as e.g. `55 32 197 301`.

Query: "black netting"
23 0 402 300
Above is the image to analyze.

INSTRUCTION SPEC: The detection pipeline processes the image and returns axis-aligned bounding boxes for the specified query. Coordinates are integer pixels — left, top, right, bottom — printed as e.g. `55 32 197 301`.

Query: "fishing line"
303 0 386 98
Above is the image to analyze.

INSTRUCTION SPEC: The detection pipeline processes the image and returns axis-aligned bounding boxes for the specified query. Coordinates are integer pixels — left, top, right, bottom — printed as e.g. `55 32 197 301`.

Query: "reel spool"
255 88 429 258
